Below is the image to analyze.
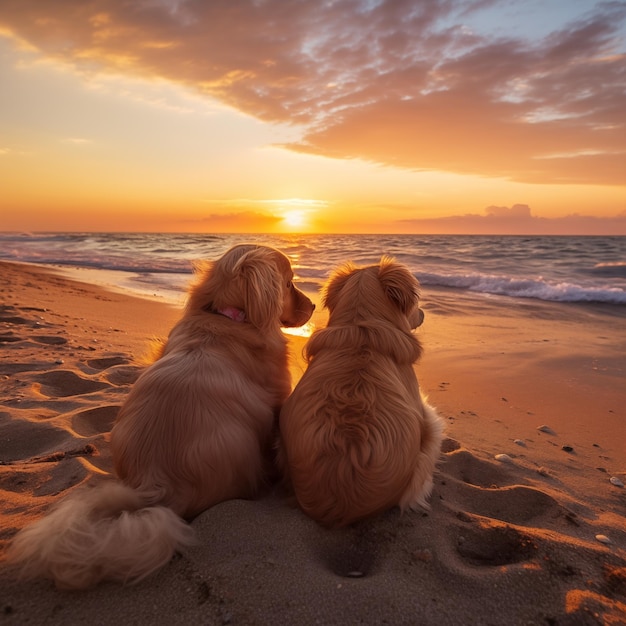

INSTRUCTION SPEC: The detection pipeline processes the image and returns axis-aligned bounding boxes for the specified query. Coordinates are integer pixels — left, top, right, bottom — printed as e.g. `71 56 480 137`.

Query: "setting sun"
282 210 307 230
273 198 327 232
0 2 625 235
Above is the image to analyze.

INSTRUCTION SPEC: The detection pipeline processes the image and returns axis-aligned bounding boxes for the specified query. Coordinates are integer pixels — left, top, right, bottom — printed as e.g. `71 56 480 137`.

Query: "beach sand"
1 260 625 625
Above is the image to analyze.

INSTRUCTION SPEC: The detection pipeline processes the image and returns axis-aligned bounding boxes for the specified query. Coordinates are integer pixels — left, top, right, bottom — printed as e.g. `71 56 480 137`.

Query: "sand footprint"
83 355 141 385
103 365 143 385
0 305 48 327
86 355 131 370
440 444 540 568
437 439 584 575
441 436 461 453
1 457 90 497
0 333 22 343
70 405 119 437
0 413 71 463
0 313 32 326
456 522 537 566
440 444 567 527
31 370 111 398
441 445 514 489
31 335 68 346
451 482 561 526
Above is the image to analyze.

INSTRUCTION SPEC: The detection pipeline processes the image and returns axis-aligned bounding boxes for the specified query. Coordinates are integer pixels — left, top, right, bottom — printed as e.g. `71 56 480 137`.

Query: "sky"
0 0 625 235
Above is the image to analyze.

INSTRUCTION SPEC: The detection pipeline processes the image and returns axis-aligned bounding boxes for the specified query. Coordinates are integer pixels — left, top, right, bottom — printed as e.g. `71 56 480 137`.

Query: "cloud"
484 204 531 218
177 209 282 232
397 205 626 235
0 0 624 184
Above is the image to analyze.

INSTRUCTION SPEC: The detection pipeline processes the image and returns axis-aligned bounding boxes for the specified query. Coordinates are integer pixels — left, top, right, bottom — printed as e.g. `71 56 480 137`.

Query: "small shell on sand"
537 425 555 434
595 534 612 545
495 453 513 463
609 476 624 488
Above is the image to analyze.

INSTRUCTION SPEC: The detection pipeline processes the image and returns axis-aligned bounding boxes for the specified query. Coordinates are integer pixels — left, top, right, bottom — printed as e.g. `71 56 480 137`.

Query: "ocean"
1 232 625 311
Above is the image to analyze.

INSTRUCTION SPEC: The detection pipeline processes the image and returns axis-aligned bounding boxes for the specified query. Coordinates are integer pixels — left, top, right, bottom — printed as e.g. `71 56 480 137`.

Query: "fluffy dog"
7 244 314 588
279 257 443 527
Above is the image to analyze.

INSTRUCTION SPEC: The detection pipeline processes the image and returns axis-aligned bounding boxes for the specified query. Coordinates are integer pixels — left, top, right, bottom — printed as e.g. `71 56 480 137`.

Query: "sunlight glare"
282 209 307 229
272 198 328 232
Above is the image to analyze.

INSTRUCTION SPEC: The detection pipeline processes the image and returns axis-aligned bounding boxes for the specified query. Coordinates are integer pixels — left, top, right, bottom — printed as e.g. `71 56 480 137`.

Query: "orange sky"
0 1 625 235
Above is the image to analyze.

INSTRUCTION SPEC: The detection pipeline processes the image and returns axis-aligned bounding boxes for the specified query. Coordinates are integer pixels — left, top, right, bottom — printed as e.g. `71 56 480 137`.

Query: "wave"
418 272 626 304
7 255 195 275
591 262 626 278
2 232 625 307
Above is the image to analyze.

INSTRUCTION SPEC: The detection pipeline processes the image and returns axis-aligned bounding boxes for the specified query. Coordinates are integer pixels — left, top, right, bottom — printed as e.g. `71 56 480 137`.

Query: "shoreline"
1 260 625 624
8 257 626 318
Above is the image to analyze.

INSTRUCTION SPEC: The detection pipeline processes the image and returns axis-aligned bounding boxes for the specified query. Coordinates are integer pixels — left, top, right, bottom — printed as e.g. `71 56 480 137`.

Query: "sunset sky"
1 0 625 235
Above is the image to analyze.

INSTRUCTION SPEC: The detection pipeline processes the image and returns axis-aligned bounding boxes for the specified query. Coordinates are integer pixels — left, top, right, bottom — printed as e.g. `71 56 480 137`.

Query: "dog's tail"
5 481 195 589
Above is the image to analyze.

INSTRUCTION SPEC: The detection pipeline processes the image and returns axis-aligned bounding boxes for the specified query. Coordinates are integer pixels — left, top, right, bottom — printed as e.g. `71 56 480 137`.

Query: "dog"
279 257 443 527
7 244 314 588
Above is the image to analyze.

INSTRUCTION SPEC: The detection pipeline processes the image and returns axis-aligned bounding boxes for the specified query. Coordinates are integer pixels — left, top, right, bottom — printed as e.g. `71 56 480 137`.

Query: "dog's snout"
281 285 315 328
409 307 424 330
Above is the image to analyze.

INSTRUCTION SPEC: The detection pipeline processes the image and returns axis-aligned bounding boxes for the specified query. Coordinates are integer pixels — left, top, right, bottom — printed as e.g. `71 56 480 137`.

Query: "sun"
270 197 327 232
282 209 307 229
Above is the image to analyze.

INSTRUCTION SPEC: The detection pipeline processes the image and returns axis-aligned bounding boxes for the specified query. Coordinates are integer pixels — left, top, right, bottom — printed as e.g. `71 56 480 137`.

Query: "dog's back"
279 259 443 527
111 314 283 519
280 323 426 526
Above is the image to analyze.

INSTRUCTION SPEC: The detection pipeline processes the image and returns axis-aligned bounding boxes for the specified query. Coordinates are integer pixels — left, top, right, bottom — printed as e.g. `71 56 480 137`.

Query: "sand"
0 259 625 625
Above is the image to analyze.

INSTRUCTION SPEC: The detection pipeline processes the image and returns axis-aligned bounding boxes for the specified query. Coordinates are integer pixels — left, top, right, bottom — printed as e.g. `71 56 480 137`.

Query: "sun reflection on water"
282 321 315 337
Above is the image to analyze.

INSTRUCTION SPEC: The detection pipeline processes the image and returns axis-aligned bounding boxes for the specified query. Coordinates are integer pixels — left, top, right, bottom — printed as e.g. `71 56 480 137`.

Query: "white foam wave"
419 272 626 304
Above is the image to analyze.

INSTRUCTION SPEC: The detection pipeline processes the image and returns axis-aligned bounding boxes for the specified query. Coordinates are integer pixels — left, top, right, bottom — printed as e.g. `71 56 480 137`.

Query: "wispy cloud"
250 198 329 211
0 0 624 184
177 209 282 231
61 137 92 145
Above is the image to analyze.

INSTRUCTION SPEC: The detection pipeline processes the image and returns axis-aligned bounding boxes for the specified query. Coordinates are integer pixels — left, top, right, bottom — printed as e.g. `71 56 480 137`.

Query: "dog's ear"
378 256 420 315
322 262 356 311
234 248 283 328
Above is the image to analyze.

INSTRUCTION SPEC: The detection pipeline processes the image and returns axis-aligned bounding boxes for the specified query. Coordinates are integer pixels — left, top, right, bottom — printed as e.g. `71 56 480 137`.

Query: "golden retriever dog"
7 244 314 588
279 257 443 527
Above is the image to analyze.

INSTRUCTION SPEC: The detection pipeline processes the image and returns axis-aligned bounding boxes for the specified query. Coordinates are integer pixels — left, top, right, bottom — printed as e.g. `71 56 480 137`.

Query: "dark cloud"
1 0 624 184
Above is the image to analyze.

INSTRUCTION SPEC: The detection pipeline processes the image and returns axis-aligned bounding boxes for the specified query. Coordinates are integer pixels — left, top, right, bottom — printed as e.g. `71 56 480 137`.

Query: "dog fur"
7 244 314 588
279 257 443 527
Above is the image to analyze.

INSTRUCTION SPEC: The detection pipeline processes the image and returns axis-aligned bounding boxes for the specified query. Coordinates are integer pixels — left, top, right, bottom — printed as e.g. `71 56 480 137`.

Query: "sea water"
1 232 625 308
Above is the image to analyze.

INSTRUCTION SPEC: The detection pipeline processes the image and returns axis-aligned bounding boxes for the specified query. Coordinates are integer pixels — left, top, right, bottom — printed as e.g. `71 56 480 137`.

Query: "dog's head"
187 244 314 330
323 256 423 329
